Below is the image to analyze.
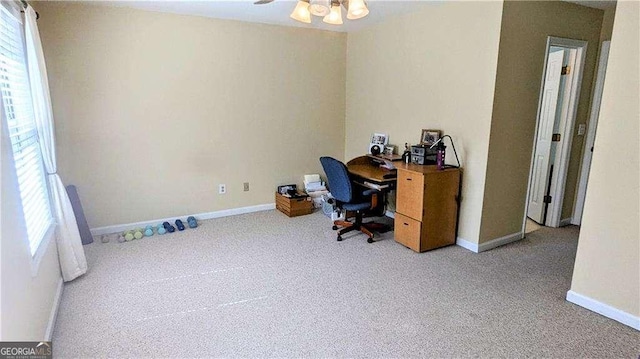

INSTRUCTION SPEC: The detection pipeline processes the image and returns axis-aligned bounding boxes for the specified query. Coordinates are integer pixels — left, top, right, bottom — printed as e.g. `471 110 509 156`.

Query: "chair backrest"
320 157 353 203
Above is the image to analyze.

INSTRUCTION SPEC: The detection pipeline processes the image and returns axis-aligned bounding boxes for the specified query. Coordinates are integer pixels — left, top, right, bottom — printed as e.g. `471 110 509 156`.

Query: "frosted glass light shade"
309 0 331 17
290 1 311 23
347 0 369 19
323 4 343 25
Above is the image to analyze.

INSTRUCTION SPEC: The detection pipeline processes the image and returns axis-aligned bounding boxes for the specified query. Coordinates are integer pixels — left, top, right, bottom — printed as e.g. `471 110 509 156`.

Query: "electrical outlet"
243 182 249 192
219 184 226 194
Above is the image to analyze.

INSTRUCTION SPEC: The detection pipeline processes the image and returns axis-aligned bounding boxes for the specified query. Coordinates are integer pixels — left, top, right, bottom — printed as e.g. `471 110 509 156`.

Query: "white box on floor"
331 211 344 222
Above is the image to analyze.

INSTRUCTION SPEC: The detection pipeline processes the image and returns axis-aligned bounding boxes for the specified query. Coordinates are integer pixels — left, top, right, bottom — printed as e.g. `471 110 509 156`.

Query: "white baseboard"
45 278 64 341
456 231 523 253
456 237 479 253
90 203 275 236
479 231 522 252
566 290 640 330
559 217 573 227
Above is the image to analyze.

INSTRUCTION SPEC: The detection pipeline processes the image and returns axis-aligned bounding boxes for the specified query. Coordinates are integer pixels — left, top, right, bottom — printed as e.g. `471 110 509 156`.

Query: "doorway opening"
523 37 587 233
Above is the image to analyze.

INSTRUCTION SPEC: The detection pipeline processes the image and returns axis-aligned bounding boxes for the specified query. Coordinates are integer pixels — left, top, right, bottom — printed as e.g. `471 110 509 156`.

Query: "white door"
527 50 564 223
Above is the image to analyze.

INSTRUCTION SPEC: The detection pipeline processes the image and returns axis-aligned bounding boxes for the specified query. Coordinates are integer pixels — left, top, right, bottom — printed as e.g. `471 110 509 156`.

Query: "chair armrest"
362 188 379 196
352 182 381 208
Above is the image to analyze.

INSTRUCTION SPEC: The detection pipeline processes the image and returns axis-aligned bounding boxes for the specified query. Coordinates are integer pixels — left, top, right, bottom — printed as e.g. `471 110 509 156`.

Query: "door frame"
522 36 588 234
571 41 610 225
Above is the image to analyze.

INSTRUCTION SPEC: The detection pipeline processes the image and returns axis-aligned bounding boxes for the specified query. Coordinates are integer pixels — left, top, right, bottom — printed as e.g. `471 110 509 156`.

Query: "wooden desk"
346 156 397 185
344 156 395 216
345 156 461 252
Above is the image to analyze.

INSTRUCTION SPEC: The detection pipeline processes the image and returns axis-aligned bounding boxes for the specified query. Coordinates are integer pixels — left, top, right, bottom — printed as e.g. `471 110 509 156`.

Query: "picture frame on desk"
369 133 389 155
371 133 388 146
420 129 441 146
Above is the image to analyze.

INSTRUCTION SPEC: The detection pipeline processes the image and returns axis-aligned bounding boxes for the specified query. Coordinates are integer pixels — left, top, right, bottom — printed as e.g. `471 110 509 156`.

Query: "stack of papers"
304 174 328 209
304 174 327 193
305 181 327 192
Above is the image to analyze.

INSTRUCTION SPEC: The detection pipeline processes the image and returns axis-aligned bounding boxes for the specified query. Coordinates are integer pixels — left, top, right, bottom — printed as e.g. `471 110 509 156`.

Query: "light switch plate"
578 123 586 136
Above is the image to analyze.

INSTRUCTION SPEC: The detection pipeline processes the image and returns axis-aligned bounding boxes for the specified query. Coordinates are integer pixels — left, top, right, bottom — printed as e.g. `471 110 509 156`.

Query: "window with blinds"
1 5 53 255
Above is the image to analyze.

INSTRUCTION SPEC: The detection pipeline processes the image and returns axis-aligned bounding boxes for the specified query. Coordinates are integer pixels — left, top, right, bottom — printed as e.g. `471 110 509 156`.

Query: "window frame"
1 0 56 275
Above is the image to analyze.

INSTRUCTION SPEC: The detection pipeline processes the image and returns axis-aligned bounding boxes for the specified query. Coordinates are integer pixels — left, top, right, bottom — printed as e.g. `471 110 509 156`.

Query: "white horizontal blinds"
1 5 53 255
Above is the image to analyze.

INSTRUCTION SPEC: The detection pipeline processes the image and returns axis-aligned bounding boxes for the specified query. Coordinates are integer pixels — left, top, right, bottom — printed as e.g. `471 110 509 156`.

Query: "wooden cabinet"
394 165 461 252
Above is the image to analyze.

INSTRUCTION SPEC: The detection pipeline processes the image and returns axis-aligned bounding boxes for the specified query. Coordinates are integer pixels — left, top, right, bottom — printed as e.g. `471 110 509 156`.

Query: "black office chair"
320 156 383 243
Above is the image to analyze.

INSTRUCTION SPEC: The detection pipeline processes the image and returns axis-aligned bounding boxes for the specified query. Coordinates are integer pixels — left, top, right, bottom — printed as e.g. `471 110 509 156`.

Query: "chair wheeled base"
332 210 388 243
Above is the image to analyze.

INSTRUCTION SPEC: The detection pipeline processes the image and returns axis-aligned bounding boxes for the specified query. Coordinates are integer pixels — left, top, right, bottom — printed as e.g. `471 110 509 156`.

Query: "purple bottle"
436 143 446 170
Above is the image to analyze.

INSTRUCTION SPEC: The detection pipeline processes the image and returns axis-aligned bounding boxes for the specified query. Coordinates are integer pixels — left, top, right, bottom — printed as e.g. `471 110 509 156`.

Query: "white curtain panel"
25 6 87 281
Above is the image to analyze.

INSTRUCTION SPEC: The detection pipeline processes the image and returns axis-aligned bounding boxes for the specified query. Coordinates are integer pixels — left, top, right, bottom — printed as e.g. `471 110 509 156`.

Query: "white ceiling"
93 0 437 33
89 0 616 33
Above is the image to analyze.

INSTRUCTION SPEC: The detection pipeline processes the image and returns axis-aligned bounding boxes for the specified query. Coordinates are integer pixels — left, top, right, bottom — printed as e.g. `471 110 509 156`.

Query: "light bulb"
309 0 331 17
290 1 311 23
347 0 369 20
323 4 343 25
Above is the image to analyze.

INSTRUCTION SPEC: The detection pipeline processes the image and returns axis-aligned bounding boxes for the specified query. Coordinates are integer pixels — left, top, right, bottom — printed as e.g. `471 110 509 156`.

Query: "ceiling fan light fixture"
309 0 331 17
290 0 312 23
346 0 369 19
323 3 343 25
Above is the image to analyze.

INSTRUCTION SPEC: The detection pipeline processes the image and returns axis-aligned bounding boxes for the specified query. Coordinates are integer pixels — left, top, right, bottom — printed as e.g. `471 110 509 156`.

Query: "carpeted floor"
53 210 639 357
525 218 543 234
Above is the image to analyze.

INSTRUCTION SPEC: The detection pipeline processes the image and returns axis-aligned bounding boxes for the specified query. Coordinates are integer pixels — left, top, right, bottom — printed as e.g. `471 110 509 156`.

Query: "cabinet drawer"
394 213 422 252
396 169 425 220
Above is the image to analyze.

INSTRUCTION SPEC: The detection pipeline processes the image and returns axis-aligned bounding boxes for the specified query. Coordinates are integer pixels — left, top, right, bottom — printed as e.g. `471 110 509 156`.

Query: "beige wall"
35 2 347 228
345 1 503 243
480 1 603 242
1 103 62 340
569 1 639 317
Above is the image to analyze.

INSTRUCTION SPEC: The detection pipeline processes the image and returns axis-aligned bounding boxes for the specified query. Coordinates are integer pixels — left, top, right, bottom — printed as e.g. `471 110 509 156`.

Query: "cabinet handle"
403 222 409 226
406 178 412 181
